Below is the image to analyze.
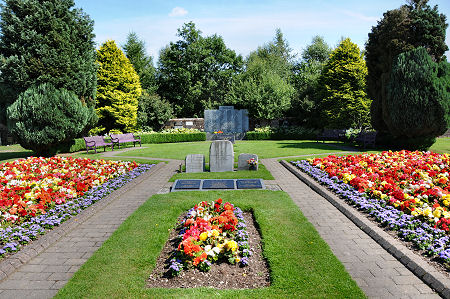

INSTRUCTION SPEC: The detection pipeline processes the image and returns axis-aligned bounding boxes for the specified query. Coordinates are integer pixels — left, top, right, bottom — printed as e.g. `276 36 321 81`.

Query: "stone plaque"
185 121 193 126
202 179 235 189
185 154 205 173
204 106 249 134
236 179 263 189
238 153 258 170
174 180 201 190
209 140 234 172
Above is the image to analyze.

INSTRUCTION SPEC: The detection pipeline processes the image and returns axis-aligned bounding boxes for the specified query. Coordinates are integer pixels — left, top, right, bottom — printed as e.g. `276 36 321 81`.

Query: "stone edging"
0 162 165 281
280 160 450 298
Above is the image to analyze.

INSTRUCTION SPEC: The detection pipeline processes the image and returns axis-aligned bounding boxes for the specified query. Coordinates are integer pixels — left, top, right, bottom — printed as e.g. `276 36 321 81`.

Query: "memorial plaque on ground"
185 154 205 173
173 180 201 190
202 179 235 189
236 179 264 189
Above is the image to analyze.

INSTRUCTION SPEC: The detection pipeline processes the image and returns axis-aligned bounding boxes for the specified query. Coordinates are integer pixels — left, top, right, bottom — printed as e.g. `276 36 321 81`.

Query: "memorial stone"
202 179 235 189
174 179 201 190
238 153 258 170
209 140 234 172
204 106 249 136
236 179 263 189
185 154 205 173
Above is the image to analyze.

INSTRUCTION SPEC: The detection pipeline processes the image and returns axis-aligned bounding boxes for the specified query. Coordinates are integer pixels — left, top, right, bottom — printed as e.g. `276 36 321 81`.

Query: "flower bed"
0 156 154 257
167 198 251 276
292 150 450 268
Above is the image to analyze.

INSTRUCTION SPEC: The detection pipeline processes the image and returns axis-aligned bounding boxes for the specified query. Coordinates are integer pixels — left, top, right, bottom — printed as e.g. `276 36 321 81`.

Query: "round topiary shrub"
7 83 91 156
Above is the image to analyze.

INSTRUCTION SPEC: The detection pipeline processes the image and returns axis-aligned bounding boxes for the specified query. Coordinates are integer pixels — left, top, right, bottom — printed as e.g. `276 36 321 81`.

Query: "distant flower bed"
292 150 450 268
0 156 154 257
168 198 251 276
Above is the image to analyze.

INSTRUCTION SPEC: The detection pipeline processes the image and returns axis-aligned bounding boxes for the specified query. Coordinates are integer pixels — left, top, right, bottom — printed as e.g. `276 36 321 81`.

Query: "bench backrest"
84 135 109 145
110 133 137 141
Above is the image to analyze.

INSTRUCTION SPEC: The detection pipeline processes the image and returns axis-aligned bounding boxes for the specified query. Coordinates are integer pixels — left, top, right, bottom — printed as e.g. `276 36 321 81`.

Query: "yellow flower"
199 232 208 241
226 240 238 252
211 229 219 238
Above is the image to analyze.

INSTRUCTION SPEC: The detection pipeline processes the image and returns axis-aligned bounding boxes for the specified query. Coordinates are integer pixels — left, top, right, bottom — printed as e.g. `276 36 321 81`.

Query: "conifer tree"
319 38 371 129
0 0 97 129
95 40 142 134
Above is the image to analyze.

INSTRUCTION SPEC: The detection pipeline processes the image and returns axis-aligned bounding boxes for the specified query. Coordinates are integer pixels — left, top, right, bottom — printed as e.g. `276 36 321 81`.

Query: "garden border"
0 162 164 281
280 160 450 298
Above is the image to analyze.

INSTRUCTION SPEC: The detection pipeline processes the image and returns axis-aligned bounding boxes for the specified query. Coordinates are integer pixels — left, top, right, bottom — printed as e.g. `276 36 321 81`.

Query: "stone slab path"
0 159 180 299
262 158 440 299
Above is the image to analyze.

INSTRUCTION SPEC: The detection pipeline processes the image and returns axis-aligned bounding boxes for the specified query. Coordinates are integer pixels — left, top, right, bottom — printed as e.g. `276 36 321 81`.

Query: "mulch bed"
147 212 271 289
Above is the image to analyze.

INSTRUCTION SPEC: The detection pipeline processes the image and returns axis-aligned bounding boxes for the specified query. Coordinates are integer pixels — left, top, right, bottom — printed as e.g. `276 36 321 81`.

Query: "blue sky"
75 0 450 61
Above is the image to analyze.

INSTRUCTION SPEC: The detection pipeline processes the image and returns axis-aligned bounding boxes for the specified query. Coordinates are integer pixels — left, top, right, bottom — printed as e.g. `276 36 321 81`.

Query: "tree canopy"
95 40 142 134
319 38 371 129
157 22 243 117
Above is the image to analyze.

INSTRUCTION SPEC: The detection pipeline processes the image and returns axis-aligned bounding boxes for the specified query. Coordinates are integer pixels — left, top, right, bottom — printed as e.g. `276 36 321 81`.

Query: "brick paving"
0 159 180 299
262 158 441 298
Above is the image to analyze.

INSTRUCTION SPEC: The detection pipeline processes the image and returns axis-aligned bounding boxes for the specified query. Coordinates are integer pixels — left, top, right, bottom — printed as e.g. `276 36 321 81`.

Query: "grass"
0 144 33 163
55 191 364 299
430 137 450 153
69 151 165 165
169 164 274 181
116 140 353 161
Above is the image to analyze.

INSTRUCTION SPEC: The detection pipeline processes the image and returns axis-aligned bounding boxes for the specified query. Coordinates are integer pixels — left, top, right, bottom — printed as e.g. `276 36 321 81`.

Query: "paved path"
262 158 439 298
0 159 180 299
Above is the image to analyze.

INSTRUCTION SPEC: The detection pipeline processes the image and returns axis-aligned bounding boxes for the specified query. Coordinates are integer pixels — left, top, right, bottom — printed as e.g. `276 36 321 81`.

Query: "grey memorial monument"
204 106 249 141
238 153 259 171
209 140 234 172
185 154 205 173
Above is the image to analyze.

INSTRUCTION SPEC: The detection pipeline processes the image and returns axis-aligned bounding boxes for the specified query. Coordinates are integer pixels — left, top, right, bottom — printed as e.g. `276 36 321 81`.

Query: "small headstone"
174 179 201 190
209 140 234 172
238 153 259 170
236 179 263 189
203 179 235 189
185 154 205 173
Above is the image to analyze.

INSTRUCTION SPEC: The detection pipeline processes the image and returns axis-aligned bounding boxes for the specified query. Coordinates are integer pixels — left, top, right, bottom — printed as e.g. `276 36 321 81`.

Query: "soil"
147 212 271 289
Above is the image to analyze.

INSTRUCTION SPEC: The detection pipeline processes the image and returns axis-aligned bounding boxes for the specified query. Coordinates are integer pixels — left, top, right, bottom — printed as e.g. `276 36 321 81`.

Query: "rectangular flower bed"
0 156 154 257
292 150 450 268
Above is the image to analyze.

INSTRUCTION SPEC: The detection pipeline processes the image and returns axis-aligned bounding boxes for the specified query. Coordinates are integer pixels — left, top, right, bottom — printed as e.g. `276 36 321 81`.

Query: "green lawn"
430 137 450 153
116 140 353 161
55 191 364 299
169 163 274 181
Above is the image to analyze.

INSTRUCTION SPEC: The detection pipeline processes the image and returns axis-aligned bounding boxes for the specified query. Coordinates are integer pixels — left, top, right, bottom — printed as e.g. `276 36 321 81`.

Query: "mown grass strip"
56 190 364 299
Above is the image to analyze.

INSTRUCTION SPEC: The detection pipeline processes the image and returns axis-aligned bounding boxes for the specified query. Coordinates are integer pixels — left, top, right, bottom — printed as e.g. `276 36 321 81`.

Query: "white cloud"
169 7 188 17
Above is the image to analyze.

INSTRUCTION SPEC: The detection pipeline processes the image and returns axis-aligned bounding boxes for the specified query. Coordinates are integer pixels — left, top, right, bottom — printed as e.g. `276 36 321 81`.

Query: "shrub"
137 92 173 132
246 126 319 140
7 83 90 156
140 132 206 144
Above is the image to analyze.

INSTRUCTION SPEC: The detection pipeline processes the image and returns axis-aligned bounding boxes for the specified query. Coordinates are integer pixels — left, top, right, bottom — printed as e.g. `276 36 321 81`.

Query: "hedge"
55 132 207 153
246 128 319 140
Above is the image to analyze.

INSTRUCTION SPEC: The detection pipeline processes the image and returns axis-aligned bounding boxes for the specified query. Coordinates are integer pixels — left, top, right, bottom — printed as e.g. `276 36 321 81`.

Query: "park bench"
110 133 141 149
317 129 346 143
83 136 114 154
355 131 377 148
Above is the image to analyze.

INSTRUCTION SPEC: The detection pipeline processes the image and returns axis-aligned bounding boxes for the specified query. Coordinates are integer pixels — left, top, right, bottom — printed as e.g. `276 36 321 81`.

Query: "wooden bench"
317 129 346 143
83 136 114 154
110 133 141 149
355 131 377 148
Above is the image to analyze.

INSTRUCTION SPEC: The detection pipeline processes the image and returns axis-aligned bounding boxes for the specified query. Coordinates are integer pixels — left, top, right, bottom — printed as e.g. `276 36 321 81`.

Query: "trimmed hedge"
139 132 206 144
55 132 207 153
246 127 319 140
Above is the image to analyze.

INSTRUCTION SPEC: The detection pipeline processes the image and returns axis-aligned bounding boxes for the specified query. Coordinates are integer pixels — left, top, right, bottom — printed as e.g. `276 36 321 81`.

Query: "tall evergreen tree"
122 32 157 93
385 47 449 145
95 40 142 134
318 38 371 129
365 0 448 133
0 0 97 129
158 22 243 117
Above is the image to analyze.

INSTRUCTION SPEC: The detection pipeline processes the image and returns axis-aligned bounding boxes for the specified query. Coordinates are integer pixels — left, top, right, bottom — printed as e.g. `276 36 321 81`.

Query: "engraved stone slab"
238 153 258 170
209 140 234 172
236 179 263 189
173 179 201 190
185 154 205 173
202 179 235 189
